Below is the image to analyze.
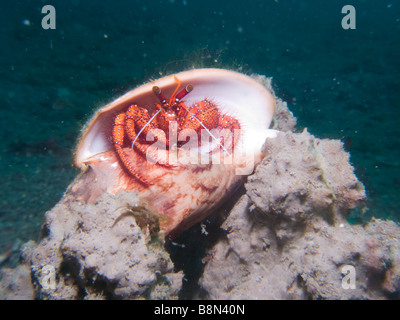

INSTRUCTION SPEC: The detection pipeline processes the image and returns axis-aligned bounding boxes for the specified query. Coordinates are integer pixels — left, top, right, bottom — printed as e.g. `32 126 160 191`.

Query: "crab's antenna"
168 76 182 106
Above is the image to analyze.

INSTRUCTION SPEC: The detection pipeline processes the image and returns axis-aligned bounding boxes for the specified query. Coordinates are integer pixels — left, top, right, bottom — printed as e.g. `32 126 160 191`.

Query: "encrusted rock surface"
0 191 183 300
0 264 35 300
199 131 400 299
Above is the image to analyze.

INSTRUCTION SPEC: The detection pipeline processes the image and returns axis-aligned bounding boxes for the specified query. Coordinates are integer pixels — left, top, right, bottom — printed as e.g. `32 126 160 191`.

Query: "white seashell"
72 68 276 239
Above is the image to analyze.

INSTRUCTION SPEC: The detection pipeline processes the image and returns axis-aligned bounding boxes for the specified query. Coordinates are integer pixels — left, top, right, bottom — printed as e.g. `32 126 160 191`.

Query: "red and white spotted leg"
112 112 150 185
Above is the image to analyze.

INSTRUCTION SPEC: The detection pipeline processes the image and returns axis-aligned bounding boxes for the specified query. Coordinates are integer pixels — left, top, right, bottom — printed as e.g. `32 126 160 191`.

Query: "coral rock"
200 131 400 299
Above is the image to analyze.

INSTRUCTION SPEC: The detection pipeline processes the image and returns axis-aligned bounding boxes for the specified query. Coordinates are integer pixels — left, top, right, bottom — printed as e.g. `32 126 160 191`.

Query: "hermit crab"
72 68 276 239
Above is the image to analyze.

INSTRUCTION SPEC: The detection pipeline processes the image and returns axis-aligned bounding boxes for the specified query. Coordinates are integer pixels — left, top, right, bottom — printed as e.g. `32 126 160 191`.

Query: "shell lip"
74 68 276 168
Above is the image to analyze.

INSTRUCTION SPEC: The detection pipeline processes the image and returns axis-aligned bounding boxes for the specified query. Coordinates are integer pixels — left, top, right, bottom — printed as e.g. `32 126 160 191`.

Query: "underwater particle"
22 19 31 26
201 223 208 236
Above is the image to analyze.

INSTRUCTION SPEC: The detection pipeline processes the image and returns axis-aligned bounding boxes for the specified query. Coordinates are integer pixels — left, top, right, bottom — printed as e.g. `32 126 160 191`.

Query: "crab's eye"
175 84 194 101
152 86 167 105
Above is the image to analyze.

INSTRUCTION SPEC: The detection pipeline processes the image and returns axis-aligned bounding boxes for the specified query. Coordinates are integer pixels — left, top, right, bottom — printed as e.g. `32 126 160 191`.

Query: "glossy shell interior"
72 68 276 239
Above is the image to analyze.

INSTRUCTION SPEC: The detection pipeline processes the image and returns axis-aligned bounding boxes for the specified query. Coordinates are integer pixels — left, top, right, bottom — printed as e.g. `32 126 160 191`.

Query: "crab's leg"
112 112 150 185
179 100 240 154
125 105 169 150
125 105 155 155
218 113 241 152
179 100 220 138
180 100 216 132
125 105 172 167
